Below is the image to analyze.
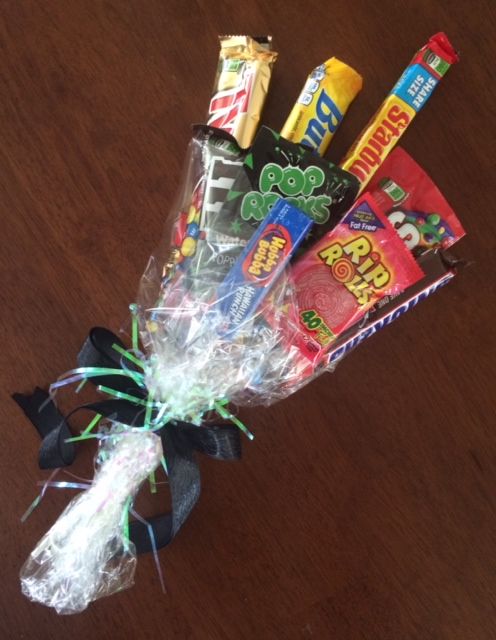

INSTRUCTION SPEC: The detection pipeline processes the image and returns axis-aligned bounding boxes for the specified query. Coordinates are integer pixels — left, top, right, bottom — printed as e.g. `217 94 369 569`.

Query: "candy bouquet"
15 33 464 614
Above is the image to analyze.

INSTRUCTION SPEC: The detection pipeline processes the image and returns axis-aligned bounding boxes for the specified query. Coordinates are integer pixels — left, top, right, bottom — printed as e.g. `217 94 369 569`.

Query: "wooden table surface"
1 1 495 638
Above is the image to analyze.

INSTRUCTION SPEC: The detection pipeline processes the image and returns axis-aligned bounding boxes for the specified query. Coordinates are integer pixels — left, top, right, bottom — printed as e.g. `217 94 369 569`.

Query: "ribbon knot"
13 327 242 554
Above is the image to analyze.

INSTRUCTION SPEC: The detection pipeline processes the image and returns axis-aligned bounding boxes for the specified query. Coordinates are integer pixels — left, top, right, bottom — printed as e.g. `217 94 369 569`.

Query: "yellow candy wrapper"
281 57 362 155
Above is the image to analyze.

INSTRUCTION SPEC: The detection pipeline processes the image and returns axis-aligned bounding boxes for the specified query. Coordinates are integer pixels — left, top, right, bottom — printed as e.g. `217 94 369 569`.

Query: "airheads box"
217 198 313 337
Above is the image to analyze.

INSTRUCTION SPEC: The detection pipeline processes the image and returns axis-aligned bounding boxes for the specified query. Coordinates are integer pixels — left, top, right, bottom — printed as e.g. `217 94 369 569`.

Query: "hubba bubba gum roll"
208 35 278 148
340 33 459 192
287 193 424 366
281 57 363 155
217 199 313 337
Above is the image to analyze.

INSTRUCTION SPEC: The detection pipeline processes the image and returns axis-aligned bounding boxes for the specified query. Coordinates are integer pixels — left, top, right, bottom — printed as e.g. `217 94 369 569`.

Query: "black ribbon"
13 327 242 554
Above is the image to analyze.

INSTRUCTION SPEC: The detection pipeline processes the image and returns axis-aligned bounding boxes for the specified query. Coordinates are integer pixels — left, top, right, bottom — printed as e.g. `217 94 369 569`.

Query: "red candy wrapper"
286 193 424 366
326 248 458 367
368 147 465 252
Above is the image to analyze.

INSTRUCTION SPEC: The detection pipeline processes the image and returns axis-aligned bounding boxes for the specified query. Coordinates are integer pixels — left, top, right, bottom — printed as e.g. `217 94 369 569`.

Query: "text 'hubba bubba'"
244 227 289 280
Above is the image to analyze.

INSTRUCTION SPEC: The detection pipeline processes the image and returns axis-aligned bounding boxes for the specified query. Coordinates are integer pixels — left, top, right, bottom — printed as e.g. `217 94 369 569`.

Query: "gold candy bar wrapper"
281 57 362 155
207 35 278 148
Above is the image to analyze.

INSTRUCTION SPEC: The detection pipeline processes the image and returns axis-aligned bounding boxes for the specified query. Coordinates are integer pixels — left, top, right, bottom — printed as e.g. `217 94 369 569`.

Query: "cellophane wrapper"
20 127 322 616
20 125 451 614
20 428 163 614
137 128 324 423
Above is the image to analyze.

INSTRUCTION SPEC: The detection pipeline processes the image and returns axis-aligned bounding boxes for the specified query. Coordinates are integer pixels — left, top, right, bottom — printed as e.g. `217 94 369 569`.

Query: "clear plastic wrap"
136 126 425 415
136 125 365 418
20 428 163 614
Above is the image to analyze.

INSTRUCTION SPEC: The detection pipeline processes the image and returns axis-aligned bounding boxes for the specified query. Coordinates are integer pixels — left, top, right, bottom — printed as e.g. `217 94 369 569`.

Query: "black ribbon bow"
13 327 242 554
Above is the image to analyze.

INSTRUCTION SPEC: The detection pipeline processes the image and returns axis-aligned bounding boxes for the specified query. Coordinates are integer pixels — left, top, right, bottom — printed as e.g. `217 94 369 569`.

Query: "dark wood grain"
1 1 495 638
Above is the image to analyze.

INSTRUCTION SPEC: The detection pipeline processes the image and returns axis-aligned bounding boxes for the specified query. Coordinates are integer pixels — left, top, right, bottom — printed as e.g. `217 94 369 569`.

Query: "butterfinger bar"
281 57 362 155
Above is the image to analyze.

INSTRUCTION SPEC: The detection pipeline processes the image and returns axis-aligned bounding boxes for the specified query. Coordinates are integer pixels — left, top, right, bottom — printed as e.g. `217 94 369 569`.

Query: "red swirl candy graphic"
331 258 355 283
296 266 356 329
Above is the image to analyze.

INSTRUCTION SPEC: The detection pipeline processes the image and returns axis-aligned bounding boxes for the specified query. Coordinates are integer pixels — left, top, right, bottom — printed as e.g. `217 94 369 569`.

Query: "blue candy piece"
187 222 200 239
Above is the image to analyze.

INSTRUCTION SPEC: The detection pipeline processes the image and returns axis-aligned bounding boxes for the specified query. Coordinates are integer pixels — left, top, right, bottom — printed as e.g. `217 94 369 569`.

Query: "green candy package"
189 126 359 284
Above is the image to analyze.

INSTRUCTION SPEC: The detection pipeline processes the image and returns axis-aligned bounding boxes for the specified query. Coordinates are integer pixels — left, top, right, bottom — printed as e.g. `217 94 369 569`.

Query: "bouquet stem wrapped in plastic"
20 429 163 614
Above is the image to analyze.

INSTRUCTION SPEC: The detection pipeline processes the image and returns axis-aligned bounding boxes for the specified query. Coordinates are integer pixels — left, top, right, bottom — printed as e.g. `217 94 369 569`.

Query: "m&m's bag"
368 146 465 252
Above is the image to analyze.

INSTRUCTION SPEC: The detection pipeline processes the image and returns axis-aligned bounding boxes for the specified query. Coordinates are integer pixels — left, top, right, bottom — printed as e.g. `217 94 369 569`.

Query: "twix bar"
208 35 278 148
340 33 458 192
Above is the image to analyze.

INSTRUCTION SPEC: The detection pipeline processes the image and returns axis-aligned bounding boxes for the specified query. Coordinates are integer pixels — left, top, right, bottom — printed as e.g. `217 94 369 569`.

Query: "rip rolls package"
272 193 424 378
14 32 465 615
